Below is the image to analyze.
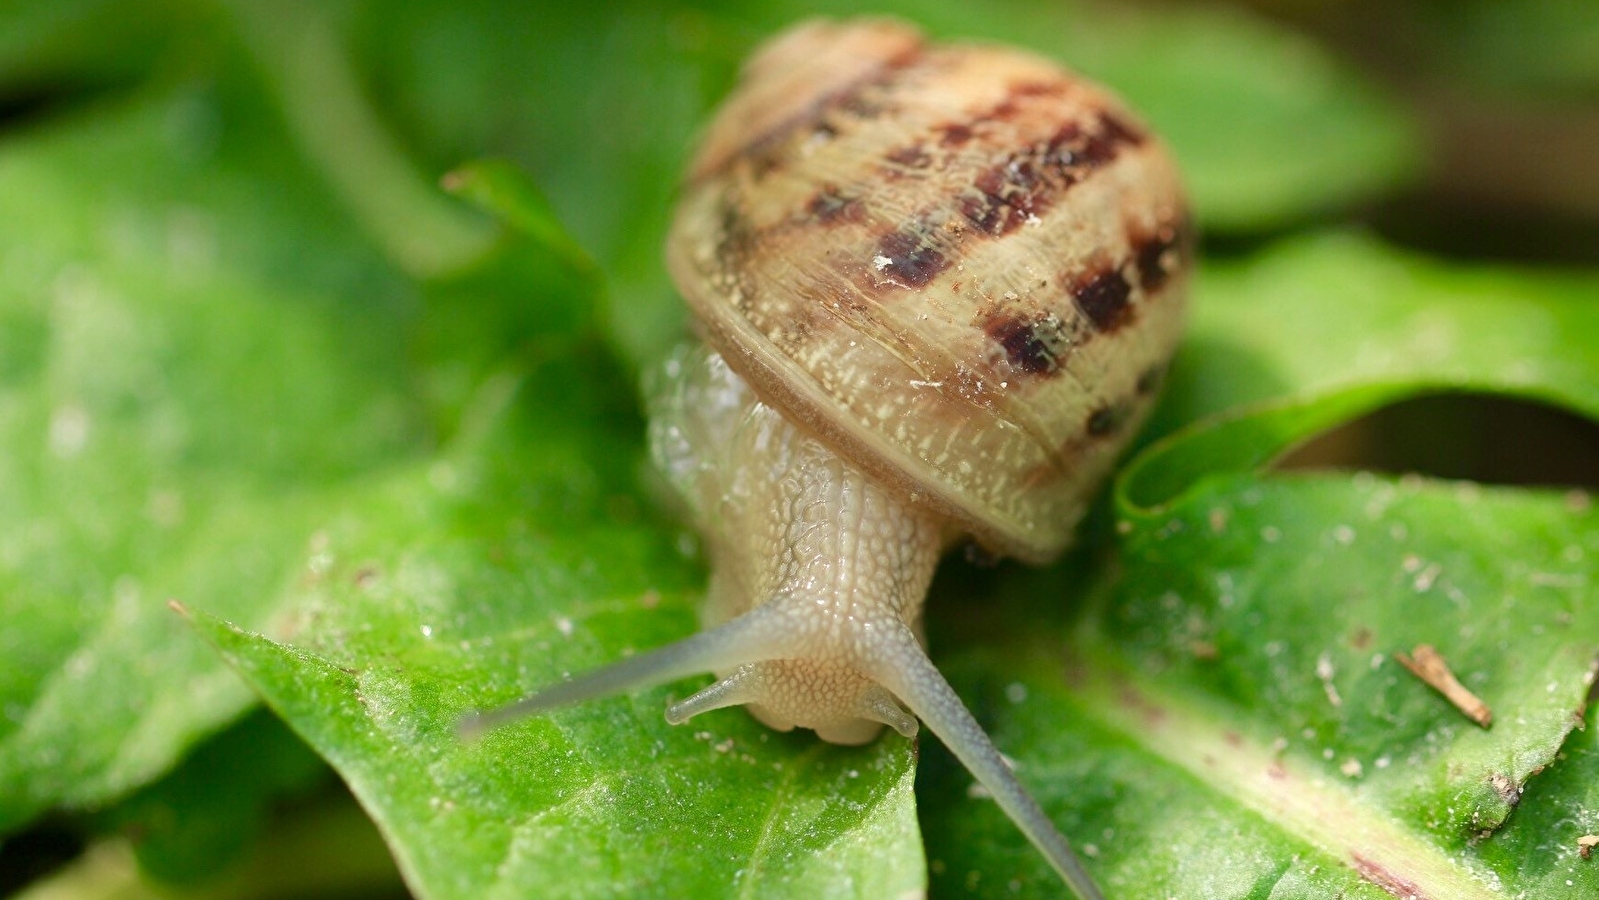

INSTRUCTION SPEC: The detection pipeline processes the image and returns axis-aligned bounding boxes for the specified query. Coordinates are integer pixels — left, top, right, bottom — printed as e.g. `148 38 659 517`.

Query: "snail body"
470 18 1190 899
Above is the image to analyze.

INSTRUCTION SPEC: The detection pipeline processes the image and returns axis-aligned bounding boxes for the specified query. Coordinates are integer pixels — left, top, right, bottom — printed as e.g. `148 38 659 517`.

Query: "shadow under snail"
465 17 1191 899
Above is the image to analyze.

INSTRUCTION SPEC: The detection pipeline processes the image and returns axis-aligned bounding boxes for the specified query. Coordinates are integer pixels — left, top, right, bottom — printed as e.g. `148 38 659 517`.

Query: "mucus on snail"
465 17 1191 899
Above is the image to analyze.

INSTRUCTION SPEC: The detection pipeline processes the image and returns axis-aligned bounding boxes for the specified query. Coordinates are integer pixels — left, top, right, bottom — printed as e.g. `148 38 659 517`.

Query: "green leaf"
194 613 923 900
97 710 328 884
1423 0 1599 97
441 158 599 281
17 789 407 900
923 472 1598 898
0 84 424 831
0 0 207 95
1128 232 1599 508
179 160 923 900
185 369 924 898
1482 689 1599 888
2 4 1591 898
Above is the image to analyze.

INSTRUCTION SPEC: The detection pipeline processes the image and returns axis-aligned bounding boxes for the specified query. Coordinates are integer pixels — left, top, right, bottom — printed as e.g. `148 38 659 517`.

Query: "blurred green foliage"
0 1 1595 898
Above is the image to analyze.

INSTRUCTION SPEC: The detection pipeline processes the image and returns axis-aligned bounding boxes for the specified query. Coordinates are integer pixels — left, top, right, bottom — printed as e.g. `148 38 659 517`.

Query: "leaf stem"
226 0 494 279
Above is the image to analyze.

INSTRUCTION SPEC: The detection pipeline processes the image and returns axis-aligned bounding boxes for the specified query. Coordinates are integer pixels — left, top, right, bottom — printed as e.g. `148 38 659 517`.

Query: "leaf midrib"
738 743 828 900
1068 659 1503 900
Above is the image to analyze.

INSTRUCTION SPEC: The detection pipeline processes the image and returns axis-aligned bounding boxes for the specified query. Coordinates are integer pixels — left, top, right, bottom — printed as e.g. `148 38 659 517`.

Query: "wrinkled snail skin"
467 18 1190 900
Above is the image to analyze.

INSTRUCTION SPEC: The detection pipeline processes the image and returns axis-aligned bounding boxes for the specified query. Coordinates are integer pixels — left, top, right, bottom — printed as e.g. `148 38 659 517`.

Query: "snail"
466 17 1190 899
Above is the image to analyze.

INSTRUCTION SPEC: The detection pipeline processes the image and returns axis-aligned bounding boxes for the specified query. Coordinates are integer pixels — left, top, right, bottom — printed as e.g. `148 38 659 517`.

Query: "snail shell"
468 18 1190 899
671 17 1190 563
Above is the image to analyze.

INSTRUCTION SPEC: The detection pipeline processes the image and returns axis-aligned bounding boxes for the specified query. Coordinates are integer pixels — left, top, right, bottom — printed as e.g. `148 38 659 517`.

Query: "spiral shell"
668 18 1191 562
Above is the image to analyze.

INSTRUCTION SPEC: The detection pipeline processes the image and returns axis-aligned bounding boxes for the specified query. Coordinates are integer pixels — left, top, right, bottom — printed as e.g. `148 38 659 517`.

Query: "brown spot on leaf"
1489 772 1521 807
1351 853 1434 900
1396 644 1494 728
1118 686 1167 727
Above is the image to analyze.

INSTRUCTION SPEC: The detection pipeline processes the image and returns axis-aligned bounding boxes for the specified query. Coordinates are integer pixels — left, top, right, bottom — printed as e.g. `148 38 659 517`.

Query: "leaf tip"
168 599 191 619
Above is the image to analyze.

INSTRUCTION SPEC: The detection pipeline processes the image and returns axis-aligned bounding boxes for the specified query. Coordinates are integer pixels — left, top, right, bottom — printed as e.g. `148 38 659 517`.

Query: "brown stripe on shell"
937 122 975 146
1071 266 1134 332
859 99 1156 378
929 80 1066 149
984 312 1071 376
1136 362 1166 396
885 144 933 170
1086 399 1134 437
860 79 1148 238
974 79 1069 125
1075 111 1144 166
1011 80 1069 99
807 186 867 224
1132 213 1194 292
711 191 762 312
698 42 928 184
878 79 1072 180
873 224 950 288
728 83 1155 310
715 193 756 265
953 108 1145 239
958 152 1065 237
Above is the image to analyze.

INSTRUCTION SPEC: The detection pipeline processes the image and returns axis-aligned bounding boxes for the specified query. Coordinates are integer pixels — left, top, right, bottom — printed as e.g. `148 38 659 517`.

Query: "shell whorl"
667 18 1191 562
